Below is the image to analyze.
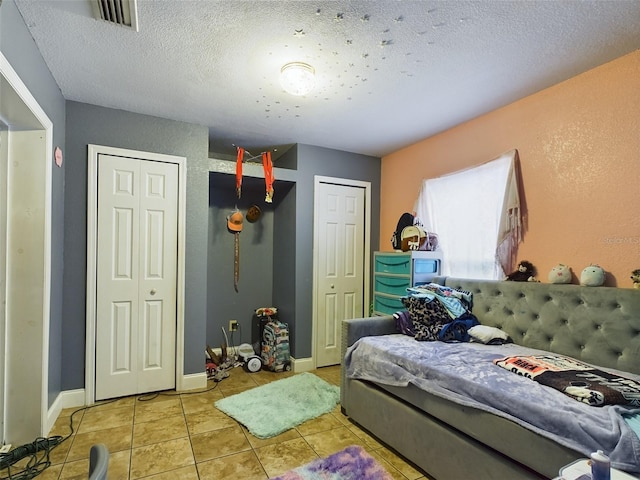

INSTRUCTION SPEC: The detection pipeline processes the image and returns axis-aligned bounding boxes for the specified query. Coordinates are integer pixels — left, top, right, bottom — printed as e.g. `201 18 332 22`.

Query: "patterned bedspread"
345 334 640 473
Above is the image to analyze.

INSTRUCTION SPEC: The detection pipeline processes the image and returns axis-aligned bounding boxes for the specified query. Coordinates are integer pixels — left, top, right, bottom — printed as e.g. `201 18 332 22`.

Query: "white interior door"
95 154 178 400
315 181 366 367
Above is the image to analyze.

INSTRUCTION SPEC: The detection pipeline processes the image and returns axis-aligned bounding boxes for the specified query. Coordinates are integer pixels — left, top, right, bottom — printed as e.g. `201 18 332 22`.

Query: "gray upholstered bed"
340 277 640 480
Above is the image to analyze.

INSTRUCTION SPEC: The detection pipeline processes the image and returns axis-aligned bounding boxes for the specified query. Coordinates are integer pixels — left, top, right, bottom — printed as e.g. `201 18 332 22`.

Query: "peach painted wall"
381 50 640 287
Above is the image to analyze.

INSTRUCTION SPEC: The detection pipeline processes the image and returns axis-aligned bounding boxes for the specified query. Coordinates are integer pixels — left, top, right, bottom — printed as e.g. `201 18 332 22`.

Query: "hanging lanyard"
234 232 240 292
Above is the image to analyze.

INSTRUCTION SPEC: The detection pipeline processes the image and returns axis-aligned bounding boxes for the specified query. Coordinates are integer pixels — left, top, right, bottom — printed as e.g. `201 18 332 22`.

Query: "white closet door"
95 154 177 400
315 181 365 367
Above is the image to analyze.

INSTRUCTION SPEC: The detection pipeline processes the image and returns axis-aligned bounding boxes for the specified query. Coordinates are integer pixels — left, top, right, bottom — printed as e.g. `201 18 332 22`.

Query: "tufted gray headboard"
439 278 640 375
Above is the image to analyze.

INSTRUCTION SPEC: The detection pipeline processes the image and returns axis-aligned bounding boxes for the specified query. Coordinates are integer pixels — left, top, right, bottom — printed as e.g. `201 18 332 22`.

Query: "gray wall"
206 145 381 360
63 101 210 389
1 0 67 407
271 179 297 354
293 144 381 358
207 174 293 348
2 0 382 397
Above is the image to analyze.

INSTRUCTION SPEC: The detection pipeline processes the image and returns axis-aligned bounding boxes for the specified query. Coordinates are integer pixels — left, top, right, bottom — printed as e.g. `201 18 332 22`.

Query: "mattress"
345 334 640 473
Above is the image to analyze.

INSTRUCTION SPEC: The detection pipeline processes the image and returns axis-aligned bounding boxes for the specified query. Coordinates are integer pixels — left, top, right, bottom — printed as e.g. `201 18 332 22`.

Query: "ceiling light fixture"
280 62 315 96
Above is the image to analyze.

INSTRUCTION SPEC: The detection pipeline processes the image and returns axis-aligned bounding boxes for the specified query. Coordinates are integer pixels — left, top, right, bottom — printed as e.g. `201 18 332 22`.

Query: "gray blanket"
345 334 640 473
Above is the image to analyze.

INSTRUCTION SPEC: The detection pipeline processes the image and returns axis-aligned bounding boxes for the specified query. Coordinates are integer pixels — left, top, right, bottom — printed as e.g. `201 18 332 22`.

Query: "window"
414 150 521 280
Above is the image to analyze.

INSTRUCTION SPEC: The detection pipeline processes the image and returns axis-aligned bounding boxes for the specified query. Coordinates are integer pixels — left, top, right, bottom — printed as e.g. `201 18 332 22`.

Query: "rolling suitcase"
261 320 291 372
252 307 278 356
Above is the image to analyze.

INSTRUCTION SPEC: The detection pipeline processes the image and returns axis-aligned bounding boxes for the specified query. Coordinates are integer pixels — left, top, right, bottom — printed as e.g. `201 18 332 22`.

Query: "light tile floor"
3 365 431 479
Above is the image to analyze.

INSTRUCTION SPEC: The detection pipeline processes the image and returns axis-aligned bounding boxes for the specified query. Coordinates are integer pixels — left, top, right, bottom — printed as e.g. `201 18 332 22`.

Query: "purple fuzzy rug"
270 445 393 480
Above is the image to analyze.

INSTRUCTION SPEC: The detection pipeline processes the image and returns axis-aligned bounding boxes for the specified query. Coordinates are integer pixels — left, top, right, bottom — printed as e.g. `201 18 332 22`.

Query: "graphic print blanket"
494 354 640 407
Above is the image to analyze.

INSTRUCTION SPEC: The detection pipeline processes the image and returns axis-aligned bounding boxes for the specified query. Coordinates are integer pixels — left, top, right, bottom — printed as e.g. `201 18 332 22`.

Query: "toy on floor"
631 269 640 289
580 264 605 287
548 264 573 284
205 345 234 381
506 261 537 282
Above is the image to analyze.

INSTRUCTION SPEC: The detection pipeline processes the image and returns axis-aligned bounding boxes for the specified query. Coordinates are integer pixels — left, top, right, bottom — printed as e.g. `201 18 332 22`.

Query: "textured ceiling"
13 0 640 158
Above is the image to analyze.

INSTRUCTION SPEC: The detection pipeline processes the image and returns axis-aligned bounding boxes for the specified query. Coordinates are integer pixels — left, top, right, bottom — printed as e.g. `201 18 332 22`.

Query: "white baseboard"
291 357 314 372
44 371 206 437
60 389 87 409
45 395 62 437
44 389 85 436
178 372 207 391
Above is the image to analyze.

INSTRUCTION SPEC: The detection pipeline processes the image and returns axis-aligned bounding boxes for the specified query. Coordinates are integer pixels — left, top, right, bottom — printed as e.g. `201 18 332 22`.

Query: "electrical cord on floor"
0 398 118 480
0 376 224 480
61 398 119 444
0 436 63 480
136 381 220 402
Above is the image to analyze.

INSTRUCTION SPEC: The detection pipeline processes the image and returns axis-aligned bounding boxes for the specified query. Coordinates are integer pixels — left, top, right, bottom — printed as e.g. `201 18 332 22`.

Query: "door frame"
312 176 371 368
0 52 53 441
85 144 186 405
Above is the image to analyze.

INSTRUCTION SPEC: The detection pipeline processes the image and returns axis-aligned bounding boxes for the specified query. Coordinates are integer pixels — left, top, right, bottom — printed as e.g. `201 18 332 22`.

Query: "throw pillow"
468 325 509 344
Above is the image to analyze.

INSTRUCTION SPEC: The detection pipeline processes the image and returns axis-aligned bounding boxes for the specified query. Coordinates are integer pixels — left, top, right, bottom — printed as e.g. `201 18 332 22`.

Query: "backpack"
391 212 414 250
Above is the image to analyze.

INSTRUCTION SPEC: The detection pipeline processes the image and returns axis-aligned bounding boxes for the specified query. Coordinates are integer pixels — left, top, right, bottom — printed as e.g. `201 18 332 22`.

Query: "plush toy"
580 264 605 287
631 269 640 289
506 261 537 282
548 264 573 284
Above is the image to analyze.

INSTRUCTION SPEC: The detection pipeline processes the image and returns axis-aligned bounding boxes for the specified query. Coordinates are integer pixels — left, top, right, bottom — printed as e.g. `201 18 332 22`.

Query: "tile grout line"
129 398 136 480
180 392 200 480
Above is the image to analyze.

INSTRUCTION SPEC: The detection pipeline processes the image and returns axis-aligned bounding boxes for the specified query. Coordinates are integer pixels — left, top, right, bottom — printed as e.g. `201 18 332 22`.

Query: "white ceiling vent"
91 0 139 31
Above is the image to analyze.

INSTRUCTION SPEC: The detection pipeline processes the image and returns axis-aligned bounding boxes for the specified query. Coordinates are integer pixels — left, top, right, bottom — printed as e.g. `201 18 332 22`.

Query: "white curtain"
414 150 521 280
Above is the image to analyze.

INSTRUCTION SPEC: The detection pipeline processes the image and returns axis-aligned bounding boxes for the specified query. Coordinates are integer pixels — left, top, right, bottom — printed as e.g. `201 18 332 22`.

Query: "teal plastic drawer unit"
372 251 443 316
374 254 411 274
374 274 410 296
374 294 405 315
